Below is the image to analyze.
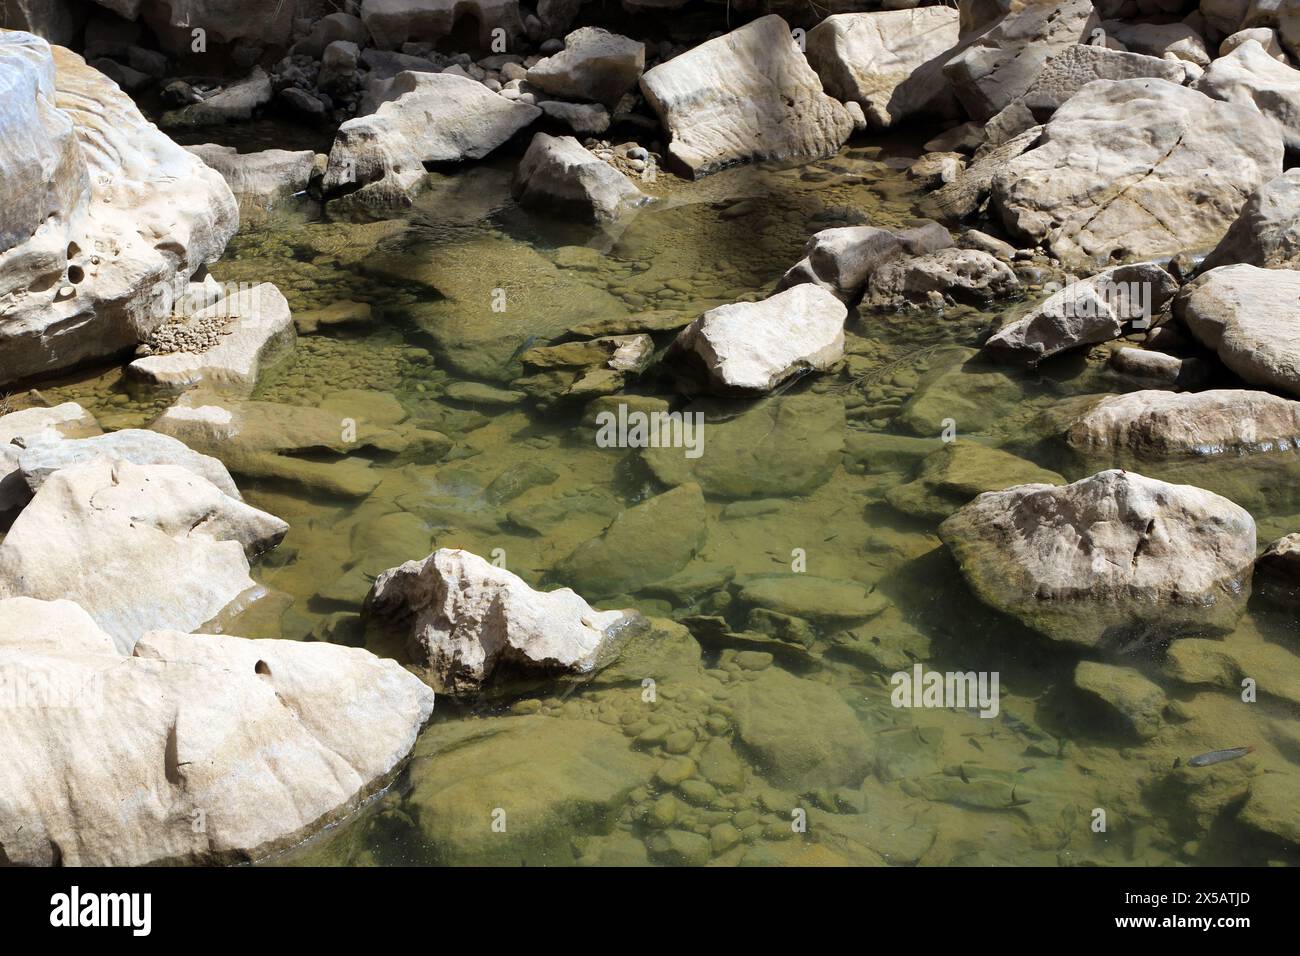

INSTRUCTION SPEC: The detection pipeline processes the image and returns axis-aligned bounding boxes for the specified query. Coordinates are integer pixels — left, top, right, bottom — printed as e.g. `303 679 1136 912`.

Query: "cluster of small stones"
136 312 234 357
584 139 659 181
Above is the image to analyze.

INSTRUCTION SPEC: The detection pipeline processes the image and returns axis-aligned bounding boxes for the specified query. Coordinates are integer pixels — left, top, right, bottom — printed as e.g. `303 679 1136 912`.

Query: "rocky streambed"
2 1 1300 868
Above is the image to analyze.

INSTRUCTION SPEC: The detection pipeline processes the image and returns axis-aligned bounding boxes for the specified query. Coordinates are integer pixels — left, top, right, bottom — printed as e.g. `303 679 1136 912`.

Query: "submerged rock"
512 132 647 224
551 484 707 599
886 441 1064 521
366 548 640 693
673 285 847 394
805 8 961 129
939 470 1256 650
0 458 287 653
1176 264 1300 397
1073 660 1166 740
638 15 854 178
778 221 953 303
0 598 433 866
983 263 1177 365
991 79 1283 269
0 32 237 388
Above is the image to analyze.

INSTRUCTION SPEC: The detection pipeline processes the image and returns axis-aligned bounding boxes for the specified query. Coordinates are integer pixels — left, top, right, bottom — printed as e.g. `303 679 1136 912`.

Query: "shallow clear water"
37 137 1300 867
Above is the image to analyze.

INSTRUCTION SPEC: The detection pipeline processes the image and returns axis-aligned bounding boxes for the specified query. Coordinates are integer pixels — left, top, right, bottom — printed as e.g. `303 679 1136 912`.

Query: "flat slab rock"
366 547 640 694
674 284 847 394
939 469 1256 650
0 597 433 866
638 14 854 178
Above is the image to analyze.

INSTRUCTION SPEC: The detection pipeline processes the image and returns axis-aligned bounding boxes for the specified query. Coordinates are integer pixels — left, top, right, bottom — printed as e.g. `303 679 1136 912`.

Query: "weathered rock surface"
1064 389 1300 459
1196 39 1300 151
1073 660 1165 740
0 599 433 866
1202 168 1300 271
991 79 1284 269
0 402 100 515
1102 20 1211 67
638 15 854 178
128 282 296 393
805 8 961 129
886 441 1065 521
323 71 539 207
0 458 287 652
983 263 1178 365
184 144 318 216
943 0 1100 121
366 547 638 693
552 484 707 598
512 132 646 223
674 285 847 394
360 0 524 51
779 221 953 302
0 32 237 388
865 247 1019 308
526 26 644 106
922 123 1043 222
939 469 1256 649
1176 264 1300 397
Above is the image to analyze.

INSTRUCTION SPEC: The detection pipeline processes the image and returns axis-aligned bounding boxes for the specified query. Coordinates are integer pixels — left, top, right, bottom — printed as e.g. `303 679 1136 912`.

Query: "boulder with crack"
990 79 1284 269
1176 263 1300 397
322 71 540 208
638 15 854 178
983 262 1177 365
939 469 1256 650
365 547 641 693
0 597 433 866
512 132 647 224
0 32 237 388
0 457 287 652
805 8 962 129
673 285 848 394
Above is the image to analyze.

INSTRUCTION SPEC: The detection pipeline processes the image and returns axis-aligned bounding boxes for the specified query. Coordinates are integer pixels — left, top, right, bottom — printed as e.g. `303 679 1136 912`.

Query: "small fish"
1187 746 1255 768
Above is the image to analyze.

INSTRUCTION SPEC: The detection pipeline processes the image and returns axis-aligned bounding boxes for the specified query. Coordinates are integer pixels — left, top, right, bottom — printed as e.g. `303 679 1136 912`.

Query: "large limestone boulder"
0 32 237 388
939 469 1256 649
1196 39 1300 151
991 79 1284 269
360 0 524 51
805 8 962 129
983 262 1178 365
127 282 296 393
0 458 287 652
638 15 854 179
1176 263 1300 397
864 247 1019 308
365 547 639 693
942 0 1100 121
673 284 848 394
322 71 540 208
525 26 644 107
512 132 647 224
183 144 319 217
1064 389 1300 460
0 599 434 866
1203 169 1300 270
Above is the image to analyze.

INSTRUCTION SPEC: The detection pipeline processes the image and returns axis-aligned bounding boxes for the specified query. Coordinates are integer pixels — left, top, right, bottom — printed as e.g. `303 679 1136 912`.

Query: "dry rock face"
0 457 287 652
1196 39 1300 151
674 285 848 394
127 282 296 393
865 247 1019 308
942 0 1100 121
0 32 237 388
804 8 962 129
0 402 101 516
1064 389 1300 459
366 548 639 694
1203 168 1300 270
984 262 1178 365
638 15 854 178
0 598 434 866
323 71 540 207
184 144 320 216
991 78 1284 269
939 470 1257 649
512 132 647 224
360 0 524 51
1176 264 1300 397
526 26 644 107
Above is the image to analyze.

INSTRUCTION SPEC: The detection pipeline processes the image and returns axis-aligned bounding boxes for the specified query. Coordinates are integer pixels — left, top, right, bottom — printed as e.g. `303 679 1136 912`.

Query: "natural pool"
35 135 1300 867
